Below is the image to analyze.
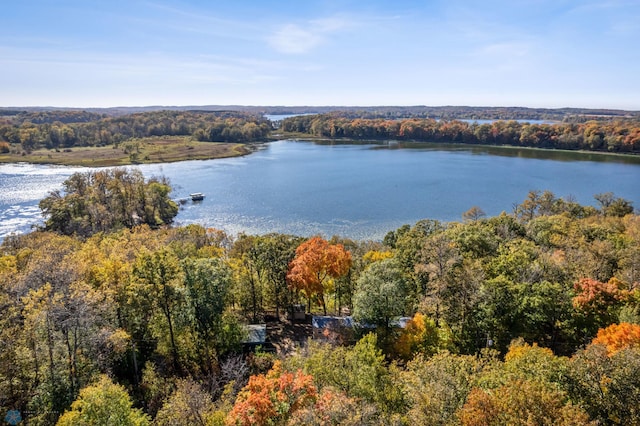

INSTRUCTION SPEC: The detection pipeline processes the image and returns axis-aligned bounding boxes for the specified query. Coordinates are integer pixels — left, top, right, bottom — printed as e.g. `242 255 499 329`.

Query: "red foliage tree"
573 277 628 330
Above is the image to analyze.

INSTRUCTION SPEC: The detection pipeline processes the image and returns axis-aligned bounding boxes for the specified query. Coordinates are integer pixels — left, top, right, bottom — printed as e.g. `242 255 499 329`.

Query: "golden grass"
0 136 252 167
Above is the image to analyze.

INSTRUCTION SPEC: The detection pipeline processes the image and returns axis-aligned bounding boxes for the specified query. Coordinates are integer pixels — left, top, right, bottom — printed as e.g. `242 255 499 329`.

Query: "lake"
1 140 639 241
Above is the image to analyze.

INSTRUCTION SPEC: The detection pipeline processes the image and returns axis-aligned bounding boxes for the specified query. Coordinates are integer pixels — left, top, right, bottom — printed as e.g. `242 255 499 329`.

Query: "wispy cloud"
268 15 355 54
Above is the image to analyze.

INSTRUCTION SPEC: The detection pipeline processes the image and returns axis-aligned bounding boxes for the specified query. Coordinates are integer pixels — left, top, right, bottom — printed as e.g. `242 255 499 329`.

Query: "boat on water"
190 192 205 201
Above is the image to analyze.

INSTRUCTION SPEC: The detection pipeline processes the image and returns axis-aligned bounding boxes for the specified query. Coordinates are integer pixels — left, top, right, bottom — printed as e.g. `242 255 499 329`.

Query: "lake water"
1 140 639 241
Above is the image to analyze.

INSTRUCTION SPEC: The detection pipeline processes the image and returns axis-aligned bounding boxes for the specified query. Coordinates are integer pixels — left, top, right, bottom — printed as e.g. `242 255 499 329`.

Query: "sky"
2 0 639 109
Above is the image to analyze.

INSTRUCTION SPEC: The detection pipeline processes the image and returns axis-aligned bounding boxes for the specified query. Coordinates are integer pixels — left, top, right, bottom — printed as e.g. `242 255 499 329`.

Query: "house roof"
243 324 267 344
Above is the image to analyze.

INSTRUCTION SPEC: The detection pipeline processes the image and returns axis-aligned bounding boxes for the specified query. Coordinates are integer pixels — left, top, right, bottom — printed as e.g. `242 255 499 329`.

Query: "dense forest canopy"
2 107 640 157
0 110 271 152
281 114 640 154
1 174 639 424
39 169 179 237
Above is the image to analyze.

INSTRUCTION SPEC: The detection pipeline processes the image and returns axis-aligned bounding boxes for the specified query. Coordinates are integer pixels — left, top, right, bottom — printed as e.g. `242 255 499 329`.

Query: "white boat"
190 192 205 201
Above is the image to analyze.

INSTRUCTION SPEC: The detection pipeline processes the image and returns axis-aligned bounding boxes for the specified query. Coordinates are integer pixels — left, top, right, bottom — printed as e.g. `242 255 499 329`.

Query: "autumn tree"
154 379 220 426
225 361 317 426
394 313 443 360
400 352 497 426
595 192 635 217
462 206 486 222
286 237 352 314
591 322 640 355
573 277 628 339
285 333 400 415
416 232 462 327
566 343 640 424
457 379 593 426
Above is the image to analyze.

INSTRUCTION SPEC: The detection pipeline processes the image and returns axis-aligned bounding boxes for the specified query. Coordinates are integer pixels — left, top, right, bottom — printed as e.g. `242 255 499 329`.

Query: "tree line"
281 114 640 154
0 170 639 424
0 110 272 152
3 108 640 157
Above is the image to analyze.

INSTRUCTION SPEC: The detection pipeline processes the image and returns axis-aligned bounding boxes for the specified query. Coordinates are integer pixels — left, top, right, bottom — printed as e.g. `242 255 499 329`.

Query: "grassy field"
0 136 253 167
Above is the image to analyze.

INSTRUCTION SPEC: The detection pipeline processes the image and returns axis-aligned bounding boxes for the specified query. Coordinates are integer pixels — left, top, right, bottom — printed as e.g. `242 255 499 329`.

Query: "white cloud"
268 15 356 54
268 24 324 54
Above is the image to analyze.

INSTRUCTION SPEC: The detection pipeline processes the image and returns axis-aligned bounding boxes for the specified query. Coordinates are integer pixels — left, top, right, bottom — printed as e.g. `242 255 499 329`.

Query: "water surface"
1 141 638 241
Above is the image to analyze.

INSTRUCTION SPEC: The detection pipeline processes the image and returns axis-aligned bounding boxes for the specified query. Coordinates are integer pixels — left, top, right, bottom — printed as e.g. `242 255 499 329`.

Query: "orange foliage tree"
573 277 628 333
286 237 352 314
592 322 640 355
226 361 317 426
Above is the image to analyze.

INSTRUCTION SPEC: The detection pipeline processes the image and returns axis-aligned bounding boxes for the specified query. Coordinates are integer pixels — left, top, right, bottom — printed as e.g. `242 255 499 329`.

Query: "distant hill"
2 105 639 121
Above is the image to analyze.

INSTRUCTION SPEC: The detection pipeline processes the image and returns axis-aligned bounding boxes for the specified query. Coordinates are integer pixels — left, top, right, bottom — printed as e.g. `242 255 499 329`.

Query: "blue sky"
2 0 639 109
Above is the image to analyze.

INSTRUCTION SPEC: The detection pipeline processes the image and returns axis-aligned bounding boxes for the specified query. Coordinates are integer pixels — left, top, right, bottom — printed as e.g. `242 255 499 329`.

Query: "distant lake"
1 140 639 241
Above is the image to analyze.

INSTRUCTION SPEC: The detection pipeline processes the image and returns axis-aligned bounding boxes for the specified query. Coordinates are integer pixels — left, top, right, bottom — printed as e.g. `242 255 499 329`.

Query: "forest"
1 169 639 425
281 114 640 154
2 108 640 159
0 110 272 153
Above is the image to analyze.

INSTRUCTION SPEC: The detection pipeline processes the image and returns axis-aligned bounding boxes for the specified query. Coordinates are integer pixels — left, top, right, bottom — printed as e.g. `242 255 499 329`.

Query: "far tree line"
281 114 640 154
2 109 640 156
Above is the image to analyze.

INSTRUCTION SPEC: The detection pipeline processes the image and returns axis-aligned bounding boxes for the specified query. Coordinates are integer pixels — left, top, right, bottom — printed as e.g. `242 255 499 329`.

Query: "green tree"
56 375 150 426
352 259 409 330
182 257 236 372
39 169 178 237
566 344 640 425
132 248 184 372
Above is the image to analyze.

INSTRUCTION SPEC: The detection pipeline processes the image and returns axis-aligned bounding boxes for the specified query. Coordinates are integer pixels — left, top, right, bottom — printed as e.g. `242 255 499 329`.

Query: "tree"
573 277 628 339
288 334 396 412
352 259 409 330
56 375 150 426
457 379 593 426
225 361 317 426
394 313 443 360
595 192 634 217
462 206 486 222
182 257 234 373
132 248 184 372
154 379 220 426
39 169 178 237
591 322 640 355
288 387 380 426
248 234 301 320
416 233 462 327
567 343 640 424
401 352 496 426
286 237 352 315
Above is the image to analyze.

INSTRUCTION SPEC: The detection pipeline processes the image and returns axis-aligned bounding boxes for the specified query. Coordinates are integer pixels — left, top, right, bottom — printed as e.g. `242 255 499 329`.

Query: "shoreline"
0 136 263 167
279 135 640 164
1 133 639 167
